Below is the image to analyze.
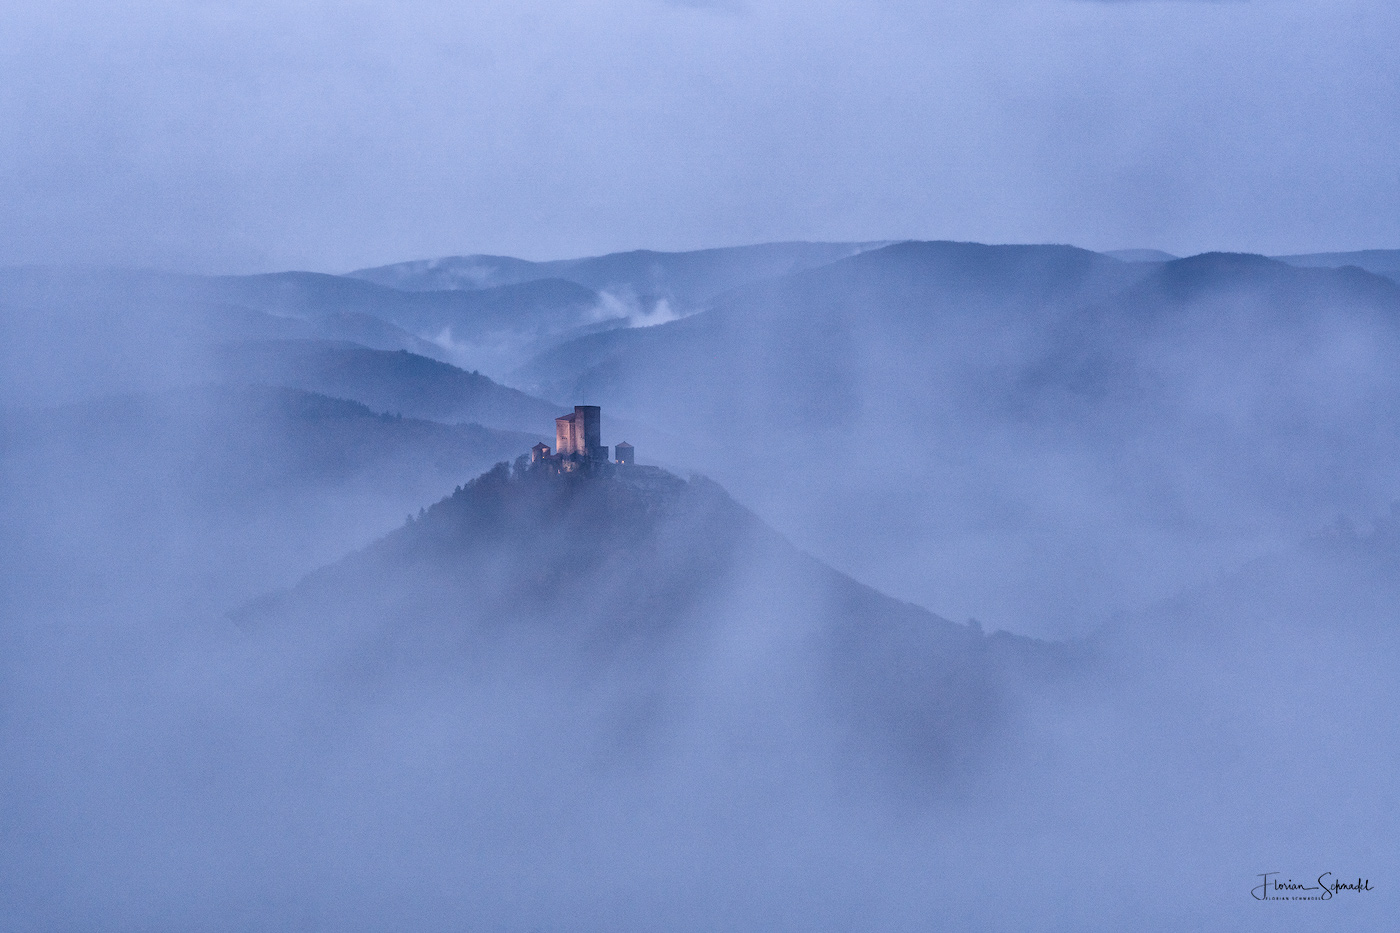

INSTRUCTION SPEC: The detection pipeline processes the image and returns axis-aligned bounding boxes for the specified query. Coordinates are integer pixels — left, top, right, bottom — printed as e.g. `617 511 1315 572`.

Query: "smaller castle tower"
614 442 634 465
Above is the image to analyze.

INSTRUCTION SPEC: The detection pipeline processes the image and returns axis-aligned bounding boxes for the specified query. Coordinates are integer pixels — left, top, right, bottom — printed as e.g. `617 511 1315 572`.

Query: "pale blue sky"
1 0 1396 271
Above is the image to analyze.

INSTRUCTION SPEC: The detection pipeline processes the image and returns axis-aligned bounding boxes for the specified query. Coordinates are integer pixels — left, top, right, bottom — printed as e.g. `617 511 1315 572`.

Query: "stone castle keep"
530 406 634 472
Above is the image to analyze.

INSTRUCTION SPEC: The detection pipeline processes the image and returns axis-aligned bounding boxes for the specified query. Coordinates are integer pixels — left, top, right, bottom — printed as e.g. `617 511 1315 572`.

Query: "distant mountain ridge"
347 241 892 308
206 271 605 343
504 240 1400 634
1273 248 1400 284
1103 248 1177 263
512 240 1151 406
0 265 570 435
214 339 562 432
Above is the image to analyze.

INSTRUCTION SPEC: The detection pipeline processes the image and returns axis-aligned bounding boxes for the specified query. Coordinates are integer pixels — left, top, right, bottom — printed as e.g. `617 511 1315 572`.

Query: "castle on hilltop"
531 405 634 472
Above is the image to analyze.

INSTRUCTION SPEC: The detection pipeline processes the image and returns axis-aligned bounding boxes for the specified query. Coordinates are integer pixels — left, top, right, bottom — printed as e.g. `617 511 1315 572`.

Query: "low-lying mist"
523 245 1400 637
4 465 1393 931
2 245 1395 931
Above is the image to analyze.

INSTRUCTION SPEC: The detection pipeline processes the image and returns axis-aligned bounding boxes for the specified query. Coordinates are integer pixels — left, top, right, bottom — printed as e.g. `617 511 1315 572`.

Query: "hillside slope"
0 267 451 407
244 462 1069 777
215 340 562 432
1 384 542 613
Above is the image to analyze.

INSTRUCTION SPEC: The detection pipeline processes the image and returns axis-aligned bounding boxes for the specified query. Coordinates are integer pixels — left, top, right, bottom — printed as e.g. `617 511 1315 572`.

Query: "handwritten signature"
1253 872 1373 901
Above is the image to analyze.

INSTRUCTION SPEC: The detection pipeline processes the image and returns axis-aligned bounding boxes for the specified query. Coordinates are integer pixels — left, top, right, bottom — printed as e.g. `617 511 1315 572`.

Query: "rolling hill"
1274 248 1400 283
241 461 1070 780
0 384 544 614
509 241 1400 634
348 241 890 308
214 339 562 433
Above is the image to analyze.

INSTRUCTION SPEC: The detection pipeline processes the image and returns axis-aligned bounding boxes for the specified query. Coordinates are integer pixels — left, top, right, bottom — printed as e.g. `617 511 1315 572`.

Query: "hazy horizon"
3 0 1398 273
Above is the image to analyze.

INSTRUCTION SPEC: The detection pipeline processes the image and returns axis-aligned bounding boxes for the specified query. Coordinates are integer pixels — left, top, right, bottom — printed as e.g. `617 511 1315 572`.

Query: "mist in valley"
3 243 1397 932
4 1 1400 929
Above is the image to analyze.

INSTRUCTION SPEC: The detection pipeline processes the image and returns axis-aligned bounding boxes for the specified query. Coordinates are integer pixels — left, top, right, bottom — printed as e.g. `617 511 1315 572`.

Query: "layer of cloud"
0 0 1394 271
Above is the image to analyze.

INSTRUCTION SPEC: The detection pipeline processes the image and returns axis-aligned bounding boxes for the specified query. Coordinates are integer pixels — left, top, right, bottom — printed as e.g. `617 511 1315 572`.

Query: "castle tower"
555 411 579 455
614 441 634 465
576 405 605 460
555 406 607 460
